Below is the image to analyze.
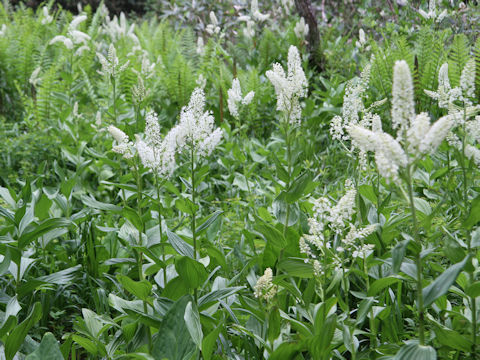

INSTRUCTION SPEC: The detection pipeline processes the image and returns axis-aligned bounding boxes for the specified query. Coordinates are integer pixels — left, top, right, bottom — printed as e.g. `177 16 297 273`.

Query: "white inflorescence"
330 62 373 143
426 60 476 108
171 87 223 157
253 268 277 301
97 43 130 78
108 125 134 159
135 111 178 177
266 45 308 125
391 60 415 133
227 78 255 119
460 59 476 105
251 0 270 21
294 17 309 39
206 11 221 35
300 181 377 273
103 12 137 43
344 60 454 183
41 6 53 24
49 15 90 50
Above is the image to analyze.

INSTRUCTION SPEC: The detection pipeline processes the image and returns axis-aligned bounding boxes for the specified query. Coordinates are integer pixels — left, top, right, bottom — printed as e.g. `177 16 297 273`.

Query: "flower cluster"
330 61 386 169
108 125 134 159
266 45 308 125
171 87 223 157
108 88 222 171
418 0 448 22
41 6 53 25
300 180 377 275
294 17 309 39
97 44 130 78
206 12 221 36
49 14 90 54
254 268 277 301
227 79 255 119
135 111 177 177
425 59 476 108
103 12 137 43
347 60 454 184
330 62 377 142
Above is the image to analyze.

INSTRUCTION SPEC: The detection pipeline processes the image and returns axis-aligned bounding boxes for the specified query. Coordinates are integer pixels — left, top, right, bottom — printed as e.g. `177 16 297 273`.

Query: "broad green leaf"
392 240 410 274
368 277 401 296
423 255 470 308
464 195 480 229
278 258 313 278
196 210 223 233
198 287 244 308
152 296 196 360
166 228 194 258
255 223 287 249
184 301 203 350
202 325 221 360
0 187 16 207
269 341 304 360
471 227 480 248
175 197 198 215
267 307 281 342
0 250 11 276
175 256 208 289
72 335 99 355
117 275 152 301
356 298 375 325
3 296 21 326
285 172 312 203
0 206 15 224
414 198 431 216
122 207 143 232
310 314 336 357
358 184 377 203
466 281 480 298
5 302 42 360
80 194 122 211
432 324 471 352
272 195 299 227
37 265 81 284
394 341 436 360
19 218 72 248
25 333 63 360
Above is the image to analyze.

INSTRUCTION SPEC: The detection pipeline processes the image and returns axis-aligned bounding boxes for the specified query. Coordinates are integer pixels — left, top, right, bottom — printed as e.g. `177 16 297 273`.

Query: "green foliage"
1 1 480 359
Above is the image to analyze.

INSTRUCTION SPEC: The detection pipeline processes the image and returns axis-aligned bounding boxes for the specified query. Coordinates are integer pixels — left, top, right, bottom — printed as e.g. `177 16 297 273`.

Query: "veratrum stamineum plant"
343 60 470 359
265 45 308 240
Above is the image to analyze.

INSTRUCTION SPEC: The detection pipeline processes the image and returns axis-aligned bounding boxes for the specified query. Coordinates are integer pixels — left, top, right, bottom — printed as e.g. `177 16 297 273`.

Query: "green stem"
134 162 152 351
155 173 167 288
406 165 425 345
191 145 198 302
365 248 377 356
283 122 292 238
112 76 117 122
461 106 476 359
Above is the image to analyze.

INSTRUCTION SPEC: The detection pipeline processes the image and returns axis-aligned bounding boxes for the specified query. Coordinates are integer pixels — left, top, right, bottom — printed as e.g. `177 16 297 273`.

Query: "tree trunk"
294 0 322 69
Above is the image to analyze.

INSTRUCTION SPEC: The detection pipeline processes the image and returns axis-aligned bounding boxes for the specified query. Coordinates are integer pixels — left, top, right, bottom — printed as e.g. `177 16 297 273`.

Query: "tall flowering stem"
191 144 198 302
98 44 129 121
405 164 425 345
345 60 456 347
107 125 152 350
168 87 223 302
266 45 307 239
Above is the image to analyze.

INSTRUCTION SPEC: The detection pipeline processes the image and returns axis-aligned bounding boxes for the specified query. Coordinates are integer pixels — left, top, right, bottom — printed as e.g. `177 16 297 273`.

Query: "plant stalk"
406 165 425 345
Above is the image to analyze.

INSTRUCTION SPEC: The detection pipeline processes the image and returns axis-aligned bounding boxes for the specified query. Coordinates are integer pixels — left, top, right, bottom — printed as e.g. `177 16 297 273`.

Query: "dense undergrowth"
1 0 480 359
